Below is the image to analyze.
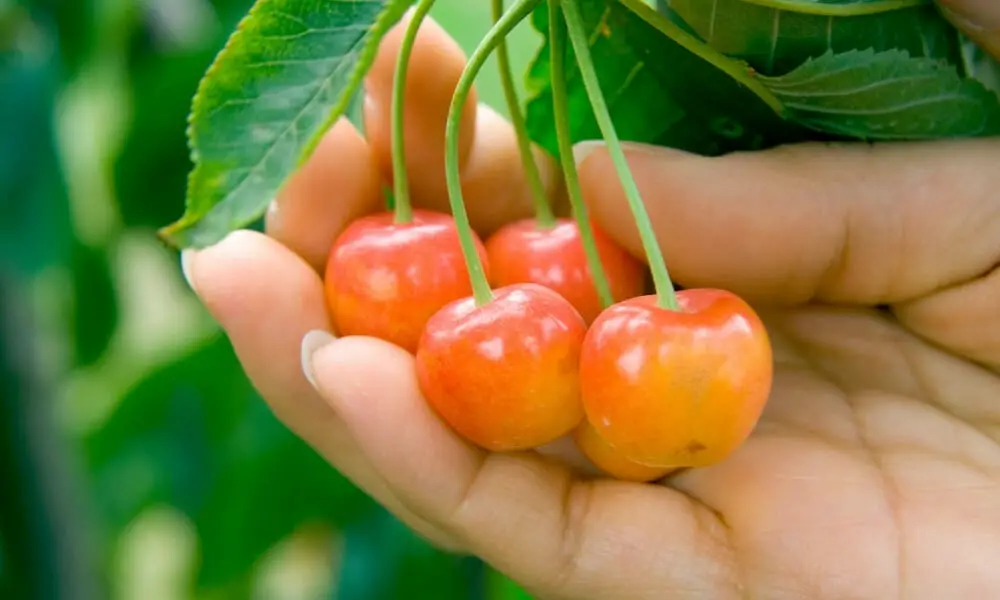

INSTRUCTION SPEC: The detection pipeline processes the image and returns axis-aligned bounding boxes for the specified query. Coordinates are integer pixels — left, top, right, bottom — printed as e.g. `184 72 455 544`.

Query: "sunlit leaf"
160 0 414 249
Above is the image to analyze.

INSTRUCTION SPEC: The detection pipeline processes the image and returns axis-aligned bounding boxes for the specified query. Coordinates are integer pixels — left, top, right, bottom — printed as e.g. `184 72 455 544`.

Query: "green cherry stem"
491 0 555 228
391 0 437 224
548 0 614 309
561 0 679 311
445 0 544 307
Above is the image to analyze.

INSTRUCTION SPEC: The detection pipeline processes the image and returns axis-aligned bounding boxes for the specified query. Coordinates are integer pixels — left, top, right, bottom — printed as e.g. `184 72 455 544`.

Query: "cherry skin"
415 283 587 452
573 420 675 483
324 209 489 354
579 289 773 469
484 218 647 324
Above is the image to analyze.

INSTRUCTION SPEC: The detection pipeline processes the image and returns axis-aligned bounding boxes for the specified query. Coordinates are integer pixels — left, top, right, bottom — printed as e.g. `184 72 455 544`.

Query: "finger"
362 13 478 211
181 232 460 551
578 139 1000 308
363 15 565 235
937 0 1000 59
450 103 567 235
895 264 1000 368
304 335 743 600
265 118 384 274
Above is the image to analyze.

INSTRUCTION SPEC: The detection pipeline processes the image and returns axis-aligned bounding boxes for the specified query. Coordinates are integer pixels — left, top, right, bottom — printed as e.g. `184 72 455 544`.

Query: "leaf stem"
491 0 555 228
548 0 614 310
391 0 438 224
445 0 544 306
561 0 679 311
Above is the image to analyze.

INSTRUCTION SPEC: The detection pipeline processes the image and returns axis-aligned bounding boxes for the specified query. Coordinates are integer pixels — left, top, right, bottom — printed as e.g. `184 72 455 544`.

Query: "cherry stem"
561 0 679 311
445 0 543 307
391 0 437 224
548 0 614 309
491 0 555 229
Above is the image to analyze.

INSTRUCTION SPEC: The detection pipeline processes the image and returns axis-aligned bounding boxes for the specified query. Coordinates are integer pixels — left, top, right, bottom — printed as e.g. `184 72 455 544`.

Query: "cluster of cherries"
320 0 773 482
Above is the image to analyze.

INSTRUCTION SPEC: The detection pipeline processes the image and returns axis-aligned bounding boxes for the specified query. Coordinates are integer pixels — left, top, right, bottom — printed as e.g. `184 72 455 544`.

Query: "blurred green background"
0 0 542 598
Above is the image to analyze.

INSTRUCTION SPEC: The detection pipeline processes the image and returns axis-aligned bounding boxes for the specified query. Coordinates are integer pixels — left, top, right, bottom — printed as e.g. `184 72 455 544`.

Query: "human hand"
181 7 1000 599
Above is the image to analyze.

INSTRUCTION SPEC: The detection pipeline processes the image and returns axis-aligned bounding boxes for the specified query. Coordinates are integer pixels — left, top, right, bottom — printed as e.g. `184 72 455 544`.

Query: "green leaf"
758 48 1000 138
525 0 811 158
69 241 118 367
959 32 1000 97
659 0 964 75
160 0 415 250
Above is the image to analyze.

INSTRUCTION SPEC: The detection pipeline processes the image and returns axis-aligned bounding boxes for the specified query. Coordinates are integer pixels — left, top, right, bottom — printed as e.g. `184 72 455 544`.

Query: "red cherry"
324 209 489 353
484 218 647 324
415 283 587 452
579 289 773 469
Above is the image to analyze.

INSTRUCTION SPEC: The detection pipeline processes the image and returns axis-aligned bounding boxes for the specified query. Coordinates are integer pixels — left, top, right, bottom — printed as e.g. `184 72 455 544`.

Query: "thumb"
575 138 1000 308
937 0 1000 58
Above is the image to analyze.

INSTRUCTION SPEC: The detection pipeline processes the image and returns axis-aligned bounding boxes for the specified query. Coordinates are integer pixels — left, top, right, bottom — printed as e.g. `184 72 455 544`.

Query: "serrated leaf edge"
162 0 414 249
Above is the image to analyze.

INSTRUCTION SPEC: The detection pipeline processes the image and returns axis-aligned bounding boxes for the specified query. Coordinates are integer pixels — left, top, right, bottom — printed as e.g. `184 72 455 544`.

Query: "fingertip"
363 14 478 204
267 118 383 273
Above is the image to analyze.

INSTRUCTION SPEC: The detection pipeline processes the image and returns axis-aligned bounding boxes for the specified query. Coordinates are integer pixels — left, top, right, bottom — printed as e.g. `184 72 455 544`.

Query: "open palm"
669 305 1000 599
182 15 1000 600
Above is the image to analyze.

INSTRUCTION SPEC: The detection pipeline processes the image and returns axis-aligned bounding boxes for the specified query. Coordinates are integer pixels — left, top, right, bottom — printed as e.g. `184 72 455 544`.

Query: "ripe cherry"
484 218 646 324
415 283 587 452
579 289 773 469
323 209 489 353
573 421 675 483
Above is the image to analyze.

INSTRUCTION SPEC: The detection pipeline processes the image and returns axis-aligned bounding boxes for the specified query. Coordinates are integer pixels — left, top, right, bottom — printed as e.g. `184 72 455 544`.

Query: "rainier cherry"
579 289 773 469
415 283 586 452
323 209 489 353
485 218 646 324
573 420 675 483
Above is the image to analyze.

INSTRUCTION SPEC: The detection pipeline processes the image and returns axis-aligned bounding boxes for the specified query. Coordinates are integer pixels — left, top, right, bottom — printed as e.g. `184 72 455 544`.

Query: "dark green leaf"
959 32 1000 97
0 13 72 277
160 0 414 249
69 241 118 368
660 0 963 75
525 0 810 158
758 48 1000 138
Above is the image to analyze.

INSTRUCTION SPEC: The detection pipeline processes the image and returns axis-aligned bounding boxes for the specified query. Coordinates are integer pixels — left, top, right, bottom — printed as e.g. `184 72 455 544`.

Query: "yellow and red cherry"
323 209 489 353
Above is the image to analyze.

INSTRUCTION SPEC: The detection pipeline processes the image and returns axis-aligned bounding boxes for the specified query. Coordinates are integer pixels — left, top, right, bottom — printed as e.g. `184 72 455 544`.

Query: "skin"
182 9 1000 600
573 420 674 483
484 218 647 324
416 283 587 452
324 209 489 354
581 290 773 469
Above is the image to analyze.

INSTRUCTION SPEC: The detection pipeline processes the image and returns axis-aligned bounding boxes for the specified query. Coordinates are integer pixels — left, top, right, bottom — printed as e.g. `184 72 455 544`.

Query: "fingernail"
301 329 337 390
572 140 605 166
180 250 199 291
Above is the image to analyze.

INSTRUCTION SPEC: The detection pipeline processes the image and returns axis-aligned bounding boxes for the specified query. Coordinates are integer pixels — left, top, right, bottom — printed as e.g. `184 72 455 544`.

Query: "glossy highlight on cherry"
415 283 587 452
579 289 773 469
323 209 489 353
485 218 647 324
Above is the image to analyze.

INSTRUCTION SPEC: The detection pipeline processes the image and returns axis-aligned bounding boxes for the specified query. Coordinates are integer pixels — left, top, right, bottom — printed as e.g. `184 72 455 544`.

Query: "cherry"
415 283 587 452
323 209 489 353
485 218 647 324
579 289 773 469
573 420 675 483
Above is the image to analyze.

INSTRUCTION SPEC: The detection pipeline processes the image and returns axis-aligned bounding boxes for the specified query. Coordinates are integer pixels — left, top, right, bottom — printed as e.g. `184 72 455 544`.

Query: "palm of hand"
673 305 1000 599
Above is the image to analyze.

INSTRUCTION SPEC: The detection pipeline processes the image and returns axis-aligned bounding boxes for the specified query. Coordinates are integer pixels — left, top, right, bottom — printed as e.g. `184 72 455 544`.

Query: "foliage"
163 0 1000 249
0 0 538 598
5 0 1000 597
